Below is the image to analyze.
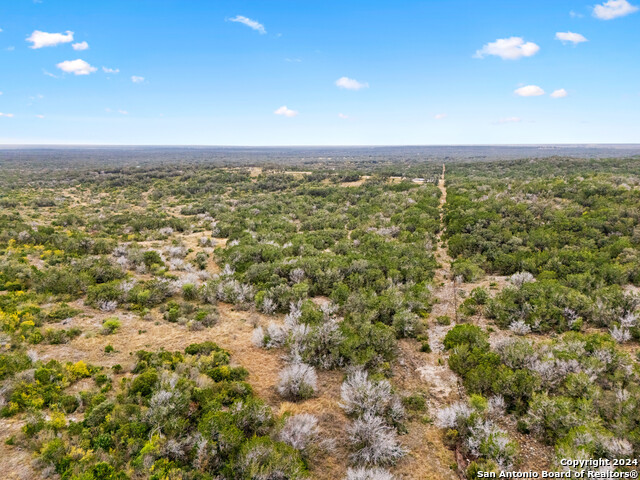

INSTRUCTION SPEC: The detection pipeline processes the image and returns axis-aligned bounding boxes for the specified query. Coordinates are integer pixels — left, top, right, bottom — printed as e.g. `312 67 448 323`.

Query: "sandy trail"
415 164 461 405
391 164 459 480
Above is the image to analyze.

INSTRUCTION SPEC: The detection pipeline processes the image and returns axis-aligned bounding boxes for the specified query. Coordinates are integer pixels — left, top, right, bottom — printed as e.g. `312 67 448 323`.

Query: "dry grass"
339 176 370 187
180 231 221 274
31 301 283 402
249 167 263 178
284 171 312 178
0 417 38 480
277 369 350 480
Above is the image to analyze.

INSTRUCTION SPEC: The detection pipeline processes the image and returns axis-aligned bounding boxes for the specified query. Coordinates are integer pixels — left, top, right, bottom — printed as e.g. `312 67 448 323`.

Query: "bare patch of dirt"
0 418 39 480
393 340 458 479
26 254 45 270
310 296 331 307
624 284 640 295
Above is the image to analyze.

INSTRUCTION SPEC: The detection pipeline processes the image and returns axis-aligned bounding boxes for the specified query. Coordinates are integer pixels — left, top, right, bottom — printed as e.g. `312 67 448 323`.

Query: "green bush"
232 436 308 479
452 259 485 282
143 250 163 268
182 283 197 301
129 369 159 398
101 317 121 335
443 324 489 351
185 341 225 356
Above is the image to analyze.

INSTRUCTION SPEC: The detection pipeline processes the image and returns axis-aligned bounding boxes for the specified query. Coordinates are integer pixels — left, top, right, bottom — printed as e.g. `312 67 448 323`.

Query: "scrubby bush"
339 318 398 373
340 370 404 423
466 460 499 479
452 259 485 282
182 283 197 300
101 317 121 335
279 413 322 455
443 324 489 351
510 272 535 288
296 319 344 369
277 363 317 401
401 393 426 412
43 327 81 344
6 340 314 479
143 250 164 268
347 413 407 466
391 310 423 338
525 393 593 444
470 287 489 305
435 397 517 469
508 320 531 336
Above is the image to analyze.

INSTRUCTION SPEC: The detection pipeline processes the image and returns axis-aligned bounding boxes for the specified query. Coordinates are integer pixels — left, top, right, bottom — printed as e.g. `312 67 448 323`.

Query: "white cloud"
118 110 128 115
35 114 45 119
593 0 638 19
555 32 588 44
335 77 369 90
229 15 266 34
434 113 447 119
474 37 540 60
102 66 119 74
43 69 59 78
570 10 585 17
338 113 349 119
0 112 14 118
27 30 73 48
72 41 89 51
6 46 15 51
550 88 568 98
514 85 545 97
56 59 97 75
274 106 298 117
131 76 145 83
285 58 302 63
495 117 522 124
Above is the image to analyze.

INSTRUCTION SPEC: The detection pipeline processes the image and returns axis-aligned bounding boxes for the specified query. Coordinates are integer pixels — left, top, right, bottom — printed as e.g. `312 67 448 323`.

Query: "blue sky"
0 0 639 145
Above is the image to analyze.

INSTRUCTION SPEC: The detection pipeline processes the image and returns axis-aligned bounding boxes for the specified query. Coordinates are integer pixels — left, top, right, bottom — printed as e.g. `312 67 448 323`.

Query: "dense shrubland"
0 158 443 478
211 179 441 324
2 154 640 478
2 158 441 346
441 324 640 468
446 159 640 335
433 157 640 474
7 343 311 479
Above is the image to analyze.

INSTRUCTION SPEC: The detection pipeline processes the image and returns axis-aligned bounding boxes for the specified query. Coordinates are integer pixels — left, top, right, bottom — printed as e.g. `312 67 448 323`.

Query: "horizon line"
1 143 640 148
